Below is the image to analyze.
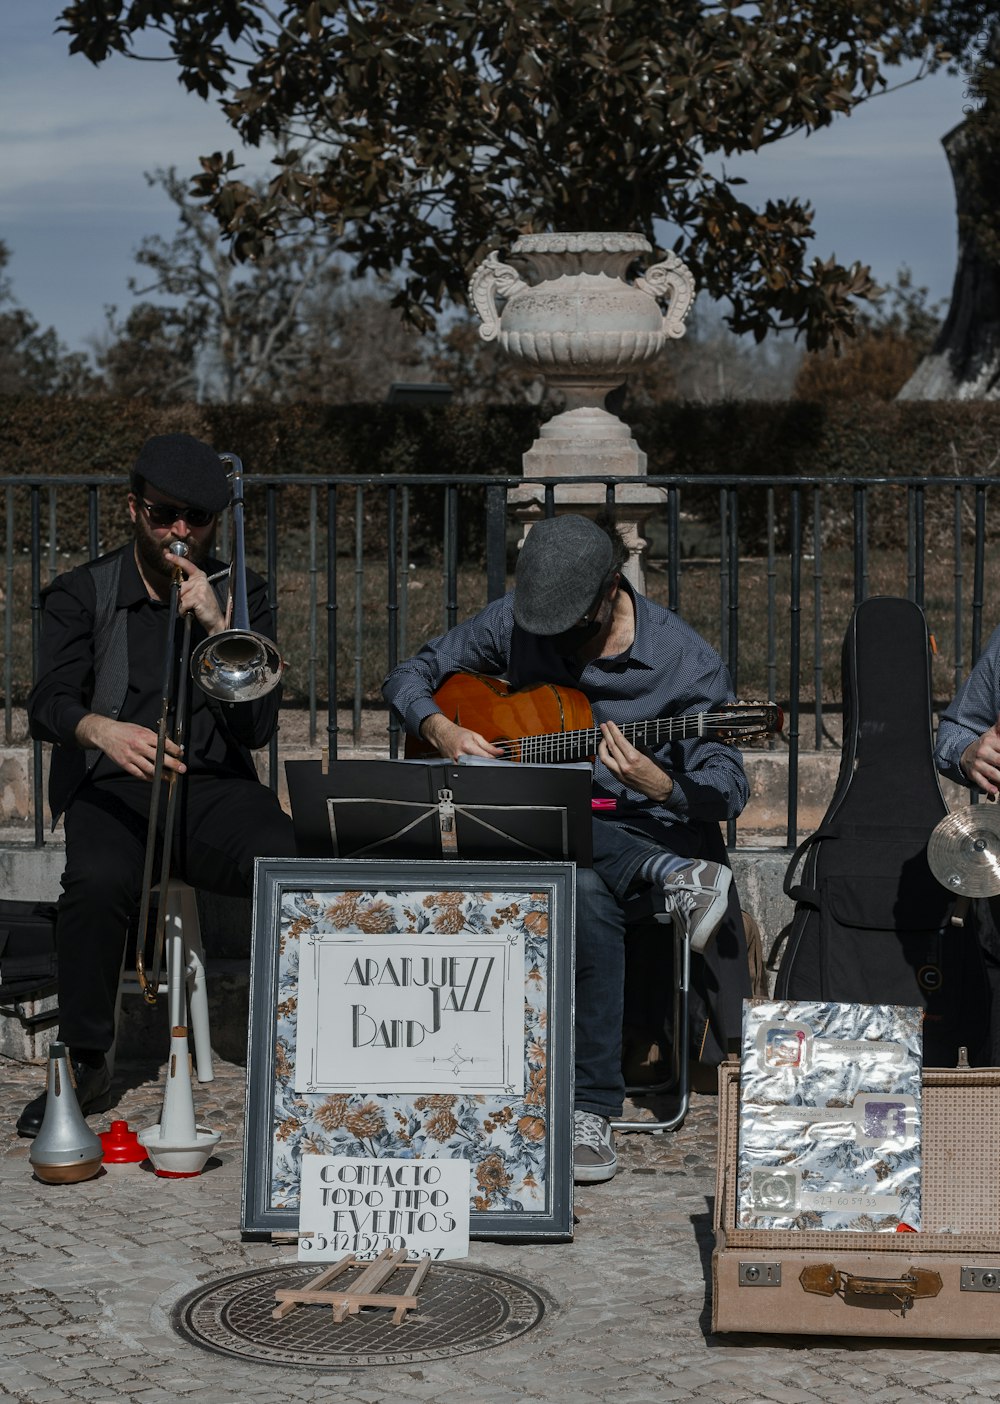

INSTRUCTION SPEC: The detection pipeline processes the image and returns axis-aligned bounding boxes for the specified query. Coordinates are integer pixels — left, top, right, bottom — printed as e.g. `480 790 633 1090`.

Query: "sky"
1 2 974 357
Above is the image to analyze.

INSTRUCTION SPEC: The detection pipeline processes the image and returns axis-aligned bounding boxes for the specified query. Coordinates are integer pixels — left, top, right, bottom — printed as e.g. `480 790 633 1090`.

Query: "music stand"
284 758 593 865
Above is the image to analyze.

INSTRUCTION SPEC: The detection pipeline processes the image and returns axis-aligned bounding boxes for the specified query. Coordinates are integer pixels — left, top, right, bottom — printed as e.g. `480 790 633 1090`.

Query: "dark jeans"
574 817 748 1118
57 773 298 1052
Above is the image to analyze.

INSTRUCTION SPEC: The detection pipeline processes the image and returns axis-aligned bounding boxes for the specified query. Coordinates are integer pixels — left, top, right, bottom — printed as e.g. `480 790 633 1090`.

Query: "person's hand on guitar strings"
960 714 1000 797
419 712 503 763
597 720 674 803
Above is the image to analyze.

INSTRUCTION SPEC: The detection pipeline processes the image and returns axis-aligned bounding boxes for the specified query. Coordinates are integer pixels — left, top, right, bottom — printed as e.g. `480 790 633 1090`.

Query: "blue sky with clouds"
2 2 971 354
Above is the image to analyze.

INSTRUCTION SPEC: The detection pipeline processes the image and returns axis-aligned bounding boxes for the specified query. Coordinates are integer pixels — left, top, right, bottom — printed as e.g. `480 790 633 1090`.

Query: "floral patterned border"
243 860 574 1240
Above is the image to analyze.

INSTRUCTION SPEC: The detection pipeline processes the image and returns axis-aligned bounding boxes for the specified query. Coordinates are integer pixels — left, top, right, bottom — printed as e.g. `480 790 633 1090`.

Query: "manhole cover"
172 1261 549 1367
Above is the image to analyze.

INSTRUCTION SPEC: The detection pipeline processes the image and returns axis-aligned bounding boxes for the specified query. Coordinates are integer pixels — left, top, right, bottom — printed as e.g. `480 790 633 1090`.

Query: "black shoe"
16 1056 113 1139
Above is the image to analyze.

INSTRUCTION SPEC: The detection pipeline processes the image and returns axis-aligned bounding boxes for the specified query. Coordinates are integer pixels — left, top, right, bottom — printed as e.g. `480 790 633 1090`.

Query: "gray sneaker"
573 1110 617 1184
660 860 732 953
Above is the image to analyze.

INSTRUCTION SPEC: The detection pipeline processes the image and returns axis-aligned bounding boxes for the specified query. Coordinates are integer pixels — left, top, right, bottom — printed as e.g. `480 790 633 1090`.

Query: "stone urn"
469 231 694 477
469 232 695 587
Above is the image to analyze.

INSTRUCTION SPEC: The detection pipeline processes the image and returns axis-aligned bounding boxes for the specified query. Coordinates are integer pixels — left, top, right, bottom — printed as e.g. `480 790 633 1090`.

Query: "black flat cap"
513 515 615 636
130 434 231 513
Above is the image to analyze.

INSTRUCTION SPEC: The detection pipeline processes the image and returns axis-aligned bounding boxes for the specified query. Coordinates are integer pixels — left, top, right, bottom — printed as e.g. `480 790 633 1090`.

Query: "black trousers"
57 773 298 1052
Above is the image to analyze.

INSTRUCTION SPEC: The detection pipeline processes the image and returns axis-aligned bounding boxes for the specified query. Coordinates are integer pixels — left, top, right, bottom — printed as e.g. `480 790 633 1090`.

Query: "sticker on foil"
737 1001 922 1232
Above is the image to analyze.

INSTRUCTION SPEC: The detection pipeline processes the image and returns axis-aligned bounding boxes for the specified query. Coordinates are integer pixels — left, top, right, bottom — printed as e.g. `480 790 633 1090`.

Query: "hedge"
2 397 999 555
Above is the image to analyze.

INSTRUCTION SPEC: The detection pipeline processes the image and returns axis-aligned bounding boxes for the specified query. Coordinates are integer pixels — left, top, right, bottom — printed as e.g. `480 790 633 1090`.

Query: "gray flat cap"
513 515 615 635
130 434 231 513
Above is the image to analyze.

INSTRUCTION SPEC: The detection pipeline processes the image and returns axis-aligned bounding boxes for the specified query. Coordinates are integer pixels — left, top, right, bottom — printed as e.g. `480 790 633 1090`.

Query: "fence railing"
2 470 996 849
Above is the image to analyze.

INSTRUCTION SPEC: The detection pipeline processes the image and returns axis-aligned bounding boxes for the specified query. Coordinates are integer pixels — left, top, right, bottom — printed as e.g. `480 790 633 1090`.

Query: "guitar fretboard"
492 711 737 765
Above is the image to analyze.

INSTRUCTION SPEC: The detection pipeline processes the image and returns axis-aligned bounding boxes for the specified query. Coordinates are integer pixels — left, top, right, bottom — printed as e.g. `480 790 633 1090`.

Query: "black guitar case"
774 596 991 1067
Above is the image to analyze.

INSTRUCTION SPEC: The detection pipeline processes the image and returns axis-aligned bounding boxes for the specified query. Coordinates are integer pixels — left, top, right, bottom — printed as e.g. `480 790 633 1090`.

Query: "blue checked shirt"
935 622 1000 785
382 580 748 841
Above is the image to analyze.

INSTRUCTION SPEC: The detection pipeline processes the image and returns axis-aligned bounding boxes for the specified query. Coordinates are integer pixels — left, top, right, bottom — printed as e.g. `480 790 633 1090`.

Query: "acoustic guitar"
404 673 783 763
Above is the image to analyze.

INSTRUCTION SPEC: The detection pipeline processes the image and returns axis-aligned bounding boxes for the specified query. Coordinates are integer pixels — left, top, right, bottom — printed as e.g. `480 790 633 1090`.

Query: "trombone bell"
189 453 283 705
190 629 283 703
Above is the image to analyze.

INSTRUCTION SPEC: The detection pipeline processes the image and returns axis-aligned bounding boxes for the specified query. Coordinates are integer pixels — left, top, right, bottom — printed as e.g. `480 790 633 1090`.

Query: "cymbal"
928 803 1000 898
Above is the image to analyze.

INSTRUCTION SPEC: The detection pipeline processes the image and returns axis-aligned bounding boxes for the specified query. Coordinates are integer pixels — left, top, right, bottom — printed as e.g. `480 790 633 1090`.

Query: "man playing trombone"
17 433 297 1138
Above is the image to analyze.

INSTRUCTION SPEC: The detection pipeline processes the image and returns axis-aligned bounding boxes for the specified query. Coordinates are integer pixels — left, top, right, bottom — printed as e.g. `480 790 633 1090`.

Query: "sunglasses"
138 498 216 529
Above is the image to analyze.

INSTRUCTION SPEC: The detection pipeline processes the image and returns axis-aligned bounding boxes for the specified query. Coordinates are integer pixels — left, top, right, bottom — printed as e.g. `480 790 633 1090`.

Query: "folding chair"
613 887 691 1133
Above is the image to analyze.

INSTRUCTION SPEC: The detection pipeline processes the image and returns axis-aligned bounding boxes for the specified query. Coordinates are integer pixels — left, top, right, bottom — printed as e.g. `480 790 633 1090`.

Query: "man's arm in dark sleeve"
382 598 514 739
935 625 1000 791
27 570 98 746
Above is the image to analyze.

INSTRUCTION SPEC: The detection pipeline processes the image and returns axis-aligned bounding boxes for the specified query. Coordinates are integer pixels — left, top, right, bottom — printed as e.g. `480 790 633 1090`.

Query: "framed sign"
242 858 575 1240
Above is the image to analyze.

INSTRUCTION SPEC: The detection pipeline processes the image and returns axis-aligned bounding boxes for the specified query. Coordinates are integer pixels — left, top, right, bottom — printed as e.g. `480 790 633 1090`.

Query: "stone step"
1 810 968 1073
0 728 967 1067
1 740 841 833
0 836 797 1067
0 740 966 843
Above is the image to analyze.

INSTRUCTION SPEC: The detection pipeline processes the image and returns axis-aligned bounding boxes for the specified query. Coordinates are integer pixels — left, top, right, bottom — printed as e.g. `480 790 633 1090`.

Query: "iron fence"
2 470 997 850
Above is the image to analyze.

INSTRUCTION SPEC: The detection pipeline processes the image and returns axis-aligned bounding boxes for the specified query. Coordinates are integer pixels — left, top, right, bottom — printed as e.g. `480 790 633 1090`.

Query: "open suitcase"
713 1060 1000 1339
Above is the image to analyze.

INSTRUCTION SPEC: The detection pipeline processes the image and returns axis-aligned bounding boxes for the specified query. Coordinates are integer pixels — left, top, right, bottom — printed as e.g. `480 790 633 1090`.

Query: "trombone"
190 454 282 702
134 453 283 1004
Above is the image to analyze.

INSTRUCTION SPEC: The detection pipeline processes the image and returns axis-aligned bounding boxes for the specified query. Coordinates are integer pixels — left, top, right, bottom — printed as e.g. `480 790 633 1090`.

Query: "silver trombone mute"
190 629 283 703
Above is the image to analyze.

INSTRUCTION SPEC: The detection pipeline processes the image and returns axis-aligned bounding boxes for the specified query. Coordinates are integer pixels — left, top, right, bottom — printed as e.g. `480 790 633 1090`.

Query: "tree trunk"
897 121 1000 401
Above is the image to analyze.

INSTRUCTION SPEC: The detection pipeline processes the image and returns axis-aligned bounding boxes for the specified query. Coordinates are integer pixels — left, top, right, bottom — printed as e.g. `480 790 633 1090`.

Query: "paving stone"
30 1365 91 1383
6 1053 1000 1403
920 1389 987 1401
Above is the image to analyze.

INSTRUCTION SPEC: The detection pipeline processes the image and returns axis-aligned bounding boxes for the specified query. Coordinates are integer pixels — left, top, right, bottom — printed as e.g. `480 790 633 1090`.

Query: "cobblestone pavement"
2 1054 998 1404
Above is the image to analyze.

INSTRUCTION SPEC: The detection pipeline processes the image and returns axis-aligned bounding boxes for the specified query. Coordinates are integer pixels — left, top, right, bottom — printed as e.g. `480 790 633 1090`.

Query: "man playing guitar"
383 514 751 1184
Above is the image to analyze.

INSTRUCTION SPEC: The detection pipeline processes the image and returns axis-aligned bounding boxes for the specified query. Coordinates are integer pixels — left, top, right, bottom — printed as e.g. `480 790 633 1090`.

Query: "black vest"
47 550 233 824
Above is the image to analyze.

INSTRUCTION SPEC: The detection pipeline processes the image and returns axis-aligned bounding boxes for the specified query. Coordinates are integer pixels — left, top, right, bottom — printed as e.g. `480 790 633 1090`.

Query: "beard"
133 512 215 588
550 620 602 656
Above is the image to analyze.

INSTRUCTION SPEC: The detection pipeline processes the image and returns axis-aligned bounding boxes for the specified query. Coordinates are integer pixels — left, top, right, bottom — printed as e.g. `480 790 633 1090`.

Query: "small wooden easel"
273 1246 432 1325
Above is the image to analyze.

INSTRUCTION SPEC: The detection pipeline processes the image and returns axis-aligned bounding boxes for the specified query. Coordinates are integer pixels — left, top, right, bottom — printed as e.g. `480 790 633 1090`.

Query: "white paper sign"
295 933 524 1094
297 1156 471 1262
